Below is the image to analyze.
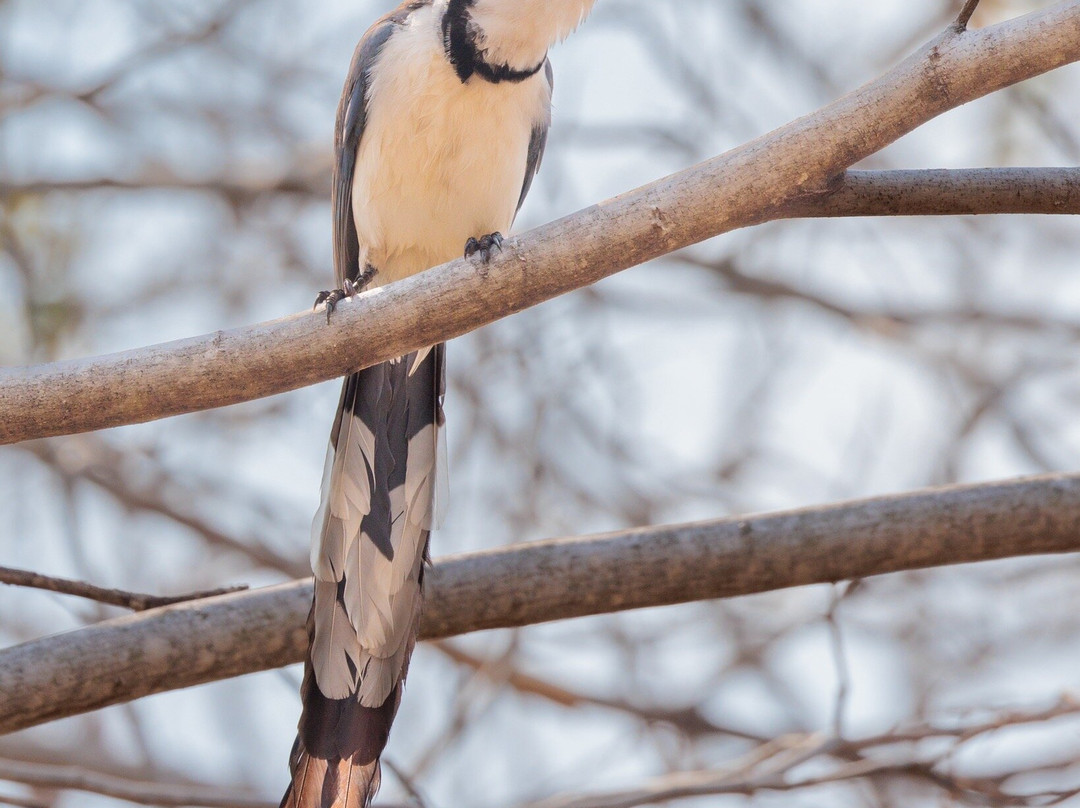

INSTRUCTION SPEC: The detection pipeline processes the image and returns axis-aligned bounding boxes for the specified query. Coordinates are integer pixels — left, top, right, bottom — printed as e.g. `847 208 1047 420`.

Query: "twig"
846 694 1080 748
676 250 1080 342
512 693 1080 808
0 757 272 808
514 741 887 808
434 642 764 741
957 0 983 30
3 0 1080 443
515 750 1067 808
0 170 326 201
0 565 247 611
22 438 303 576
3 473 1080 735
0 794 47 808
382 759 433 808
826 585 853 738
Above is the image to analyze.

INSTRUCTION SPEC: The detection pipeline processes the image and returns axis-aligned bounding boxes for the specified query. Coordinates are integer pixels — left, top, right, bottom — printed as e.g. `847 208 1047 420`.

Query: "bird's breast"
352 10 550 284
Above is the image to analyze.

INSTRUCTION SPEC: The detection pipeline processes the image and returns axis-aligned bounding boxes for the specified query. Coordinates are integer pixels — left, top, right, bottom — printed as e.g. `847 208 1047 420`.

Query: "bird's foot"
314 265 378 323
313 284 354 321
464 232 503 262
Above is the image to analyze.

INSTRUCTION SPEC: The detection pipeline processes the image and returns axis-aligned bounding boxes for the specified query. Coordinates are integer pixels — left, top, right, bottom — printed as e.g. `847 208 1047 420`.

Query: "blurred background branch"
0 563 246 611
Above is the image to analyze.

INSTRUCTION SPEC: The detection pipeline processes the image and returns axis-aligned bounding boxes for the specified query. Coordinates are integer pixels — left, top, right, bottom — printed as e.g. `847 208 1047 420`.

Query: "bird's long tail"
279 608 399 808
282 346 446 808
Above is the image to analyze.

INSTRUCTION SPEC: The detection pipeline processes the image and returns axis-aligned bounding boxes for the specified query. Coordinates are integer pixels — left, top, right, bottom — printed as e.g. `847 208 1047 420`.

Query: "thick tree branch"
2 167 1076 214
2 473 1080 735
2 2 1080 443
781 168 1080 218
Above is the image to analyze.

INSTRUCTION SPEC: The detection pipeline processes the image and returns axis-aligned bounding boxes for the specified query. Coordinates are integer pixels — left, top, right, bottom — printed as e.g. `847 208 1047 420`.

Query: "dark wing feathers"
516 58 553 214
333 1 432 287
333 21 395 288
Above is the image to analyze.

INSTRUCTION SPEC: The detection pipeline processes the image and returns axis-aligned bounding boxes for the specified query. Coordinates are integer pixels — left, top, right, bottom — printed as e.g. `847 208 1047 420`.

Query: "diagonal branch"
434 642 764 741
957 0 984 30
0 565 247 612
2 2 1080 443
1 473 1080 735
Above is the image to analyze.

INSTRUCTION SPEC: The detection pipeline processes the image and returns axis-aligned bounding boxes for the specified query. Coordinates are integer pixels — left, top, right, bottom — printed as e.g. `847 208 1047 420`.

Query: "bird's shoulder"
372 0 432 34
336 1 432 136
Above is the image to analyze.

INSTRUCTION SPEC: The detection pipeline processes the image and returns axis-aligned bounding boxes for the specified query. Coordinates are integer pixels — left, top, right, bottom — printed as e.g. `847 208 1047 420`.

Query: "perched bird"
281 2 597 807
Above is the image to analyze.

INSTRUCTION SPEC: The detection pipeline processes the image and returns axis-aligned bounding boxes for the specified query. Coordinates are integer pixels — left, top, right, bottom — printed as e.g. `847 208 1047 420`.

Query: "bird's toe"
464 232 504 262
314 265 378 323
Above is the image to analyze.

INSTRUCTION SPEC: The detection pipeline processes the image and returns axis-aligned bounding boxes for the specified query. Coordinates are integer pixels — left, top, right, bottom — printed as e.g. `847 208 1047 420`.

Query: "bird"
281 2 597 807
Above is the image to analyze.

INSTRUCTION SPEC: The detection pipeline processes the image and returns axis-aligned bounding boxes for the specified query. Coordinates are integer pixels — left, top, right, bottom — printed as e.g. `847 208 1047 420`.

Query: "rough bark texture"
2 3 1080 443
2 473 1080 735
783 168 1080 218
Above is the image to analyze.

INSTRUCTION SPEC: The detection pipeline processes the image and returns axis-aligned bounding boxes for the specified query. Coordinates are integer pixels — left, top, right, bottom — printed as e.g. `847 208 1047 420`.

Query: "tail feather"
283 347 444 808
281 746 380 808
280 614 395 808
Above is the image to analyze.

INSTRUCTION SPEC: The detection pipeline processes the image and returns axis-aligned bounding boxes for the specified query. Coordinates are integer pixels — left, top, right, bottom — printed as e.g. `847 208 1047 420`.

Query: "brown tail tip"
281 743 381 808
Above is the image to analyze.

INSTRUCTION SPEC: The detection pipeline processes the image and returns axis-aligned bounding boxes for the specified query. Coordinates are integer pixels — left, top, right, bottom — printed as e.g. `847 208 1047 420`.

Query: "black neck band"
442 0 545 84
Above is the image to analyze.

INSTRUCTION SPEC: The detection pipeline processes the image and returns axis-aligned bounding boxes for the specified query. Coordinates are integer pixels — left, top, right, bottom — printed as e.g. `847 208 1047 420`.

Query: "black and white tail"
282 345 446 808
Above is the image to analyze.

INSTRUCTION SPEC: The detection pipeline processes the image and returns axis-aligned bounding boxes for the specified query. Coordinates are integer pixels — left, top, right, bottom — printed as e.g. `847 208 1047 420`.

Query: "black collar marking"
442 0 545 84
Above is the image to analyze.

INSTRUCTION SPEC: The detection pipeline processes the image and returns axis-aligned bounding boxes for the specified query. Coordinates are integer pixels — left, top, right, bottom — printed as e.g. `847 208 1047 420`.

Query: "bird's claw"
314 286 351 323
314 266 378 323
464 232 504 262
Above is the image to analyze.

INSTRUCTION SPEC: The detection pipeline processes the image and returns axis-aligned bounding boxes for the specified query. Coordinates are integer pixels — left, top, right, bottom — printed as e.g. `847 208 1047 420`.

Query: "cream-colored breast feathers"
350 3 551 284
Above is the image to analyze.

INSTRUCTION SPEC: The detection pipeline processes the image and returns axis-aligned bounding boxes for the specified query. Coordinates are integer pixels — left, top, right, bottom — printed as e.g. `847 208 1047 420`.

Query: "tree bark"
2 473 1080 735
782 168 1080 218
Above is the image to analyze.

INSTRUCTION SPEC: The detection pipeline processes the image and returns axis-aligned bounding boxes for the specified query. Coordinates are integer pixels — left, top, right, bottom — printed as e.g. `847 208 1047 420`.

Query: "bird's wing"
516 58 553 215
332 13 398 289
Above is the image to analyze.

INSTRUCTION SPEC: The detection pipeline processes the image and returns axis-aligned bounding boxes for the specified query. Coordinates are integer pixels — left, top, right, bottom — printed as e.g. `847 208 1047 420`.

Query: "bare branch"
0 795 47 808
22 439 304 576
0 757 272 808
0 169 327 203
826 586 852 738
675 251 1080 340
957 0 983 30
381 760 432 808
3 167 1074 214
515 734 839 808
515 695 1080 808
2 473 1080 735
782 168 1080 218
847 695 1080 748
435 642 763 741
0 565 246 612
3 2 1080 444
511 759 943 808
